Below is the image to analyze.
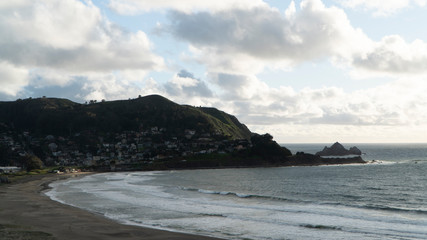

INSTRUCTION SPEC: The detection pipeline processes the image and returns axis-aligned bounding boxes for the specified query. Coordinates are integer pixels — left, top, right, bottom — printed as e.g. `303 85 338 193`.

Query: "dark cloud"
177 69 196 79
165 70 213 98
211 73 249 89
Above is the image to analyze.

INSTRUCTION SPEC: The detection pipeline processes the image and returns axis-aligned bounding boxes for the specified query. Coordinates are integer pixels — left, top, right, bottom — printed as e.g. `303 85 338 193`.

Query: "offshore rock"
316 142 362 156
348 146 362 155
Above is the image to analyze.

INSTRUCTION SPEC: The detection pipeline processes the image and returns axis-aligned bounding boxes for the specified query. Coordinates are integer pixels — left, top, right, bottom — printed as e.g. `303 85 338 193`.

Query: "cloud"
0 61 29 96
338 0 427 16
0 1 163 72
79 73 164 102
108 0 266 15
351 35 427 77
164 0 427 78
236 76 427 143
16 71 161 103
165 0 370 74
251 123 427 143
205 72 427 131
1 0 426 143
209 73 270 100
0 0 163 96
165 70 213 98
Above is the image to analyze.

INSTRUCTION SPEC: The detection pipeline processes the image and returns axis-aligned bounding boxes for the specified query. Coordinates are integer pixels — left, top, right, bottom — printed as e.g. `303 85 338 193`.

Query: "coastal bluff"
316 142 362 156
0 96 366 170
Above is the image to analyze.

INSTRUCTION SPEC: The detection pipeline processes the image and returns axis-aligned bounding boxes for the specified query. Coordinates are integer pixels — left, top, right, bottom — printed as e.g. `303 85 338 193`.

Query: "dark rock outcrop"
316 142 362 156
348 146 362 155
287 152 366 166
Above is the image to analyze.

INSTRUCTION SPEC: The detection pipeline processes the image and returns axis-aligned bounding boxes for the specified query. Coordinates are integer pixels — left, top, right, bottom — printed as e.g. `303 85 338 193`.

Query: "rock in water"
349 146 362 155
315 142 362 156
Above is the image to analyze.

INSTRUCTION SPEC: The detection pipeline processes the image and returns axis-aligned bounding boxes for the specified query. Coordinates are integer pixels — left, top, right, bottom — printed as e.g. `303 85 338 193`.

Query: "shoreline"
0 173 222 240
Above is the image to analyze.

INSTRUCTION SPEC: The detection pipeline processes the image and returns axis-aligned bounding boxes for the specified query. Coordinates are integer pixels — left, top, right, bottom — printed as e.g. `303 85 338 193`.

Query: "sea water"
46 144 427 240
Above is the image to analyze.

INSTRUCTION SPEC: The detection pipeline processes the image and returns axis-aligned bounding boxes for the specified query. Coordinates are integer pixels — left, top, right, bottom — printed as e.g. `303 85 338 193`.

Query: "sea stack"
315 142 362 156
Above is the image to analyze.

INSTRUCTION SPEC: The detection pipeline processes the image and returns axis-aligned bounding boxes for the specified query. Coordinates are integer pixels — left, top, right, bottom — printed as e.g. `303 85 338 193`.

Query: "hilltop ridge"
0 95 260 169
0 95 251 140
0 95 365 171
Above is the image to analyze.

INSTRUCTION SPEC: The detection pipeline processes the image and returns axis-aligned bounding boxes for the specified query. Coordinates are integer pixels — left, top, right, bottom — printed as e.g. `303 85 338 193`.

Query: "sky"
1 0 427 143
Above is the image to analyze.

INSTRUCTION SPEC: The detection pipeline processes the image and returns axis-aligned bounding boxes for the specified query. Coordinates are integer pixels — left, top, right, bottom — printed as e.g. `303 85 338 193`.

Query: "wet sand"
0 173 222 240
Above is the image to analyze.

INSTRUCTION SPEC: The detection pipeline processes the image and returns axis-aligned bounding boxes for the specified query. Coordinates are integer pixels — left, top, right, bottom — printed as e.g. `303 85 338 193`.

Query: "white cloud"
166 0 370 75
252 124 427 143
0 1 164 71
0 1 28 10
204 71 427 129
80 73 163 101
0 61 29 96
0 0 101 49
211 74 427 143
170 74 199 88
0 0 163 96
209 73 270 100
209 74 427 142
351 35 427 78
338 0 427 16
1 0 426 143
29 69 74 88
165 0 427 78
108 0 266 15
69 70 216 107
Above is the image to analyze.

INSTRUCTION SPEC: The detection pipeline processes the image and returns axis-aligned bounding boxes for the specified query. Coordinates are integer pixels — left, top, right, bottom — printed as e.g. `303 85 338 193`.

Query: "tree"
20 155 44 171
0 143 10 166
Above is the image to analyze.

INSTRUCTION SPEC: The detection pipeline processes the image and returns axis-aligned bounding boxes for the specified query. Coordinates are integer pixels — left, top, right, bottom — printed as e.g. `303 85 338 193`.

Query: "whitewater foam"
46 161 427 240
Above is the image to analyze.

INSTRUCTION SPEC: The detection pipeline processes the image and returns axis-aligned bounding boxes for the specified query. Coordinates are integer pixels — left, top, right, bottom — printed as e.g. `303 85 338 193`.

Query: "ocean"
46 144 427 240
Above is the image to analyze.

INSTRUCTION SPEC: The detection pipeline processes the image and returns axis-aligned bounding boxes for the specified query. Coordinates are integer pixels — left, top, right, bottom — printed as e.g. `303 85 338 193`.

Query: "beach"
0 173 222 240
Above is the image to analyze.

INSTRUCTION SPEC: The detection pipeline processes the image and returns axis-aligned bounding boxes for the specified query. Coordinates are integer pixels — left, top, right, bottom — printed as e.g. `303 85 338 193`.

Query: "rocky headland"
0 96 366 171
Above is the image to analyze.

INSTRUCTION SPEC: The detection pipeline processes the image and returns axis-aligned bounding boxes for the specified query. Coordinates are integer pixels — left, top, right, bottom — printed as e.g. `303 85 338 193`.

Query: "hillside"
0 95 251 140
0 96 364 170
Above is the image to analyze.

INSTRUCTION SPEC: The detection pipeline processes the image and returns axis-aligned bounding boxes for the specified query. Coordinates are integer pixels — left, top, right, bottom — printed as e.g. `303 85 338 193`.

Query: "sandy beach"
0 173 222 240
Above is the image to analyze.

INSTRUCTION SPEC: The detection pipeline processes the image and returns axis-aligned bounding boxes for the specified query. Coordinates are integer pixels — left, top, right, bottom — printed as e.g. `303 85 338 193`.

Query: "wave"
178 187 316 205
178 186 427 216
46 170 427 240
300 224 342 231
360 204 427 215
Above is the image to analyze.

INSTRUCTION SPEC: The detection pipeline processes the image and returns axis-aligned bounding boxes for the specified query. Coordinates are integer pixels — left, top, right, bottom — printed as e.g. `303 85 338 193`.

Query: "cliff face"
0 95 251 140
315 142 362 156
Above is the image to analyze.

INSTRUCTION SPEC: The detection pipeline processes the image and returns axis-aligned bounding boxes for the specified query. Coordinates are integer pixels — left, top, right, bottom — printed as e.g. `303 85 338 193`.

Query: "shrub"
20 155 44 172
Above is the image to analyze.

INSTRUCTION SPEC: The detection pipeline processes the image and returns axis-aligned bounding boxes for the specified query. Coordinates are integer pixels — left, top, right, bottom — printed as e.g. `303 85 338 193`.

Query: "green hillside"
0 95 251 140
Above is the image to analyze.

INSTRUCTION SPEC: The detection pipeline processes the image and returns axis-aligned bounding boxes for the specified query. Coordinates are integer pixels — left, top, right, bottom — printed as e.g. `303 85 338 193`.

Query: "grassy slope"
0 95 251 140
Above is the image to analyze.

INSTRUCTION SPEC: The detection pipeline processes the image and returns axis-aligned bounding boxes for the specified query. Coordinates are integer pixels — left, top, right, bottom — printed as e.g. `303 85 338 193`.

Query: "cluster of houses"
0 126 251 169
